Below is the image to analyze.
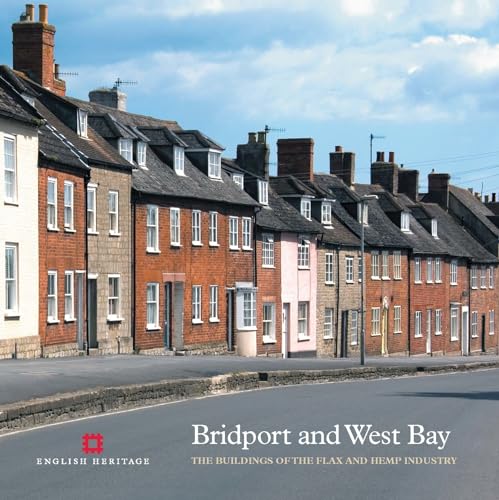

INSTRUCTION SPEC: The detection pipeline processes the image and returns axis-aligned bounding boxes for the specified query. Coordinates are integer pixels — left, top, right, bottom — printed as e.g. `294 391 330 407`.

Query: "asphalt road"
0 369 498 500
0 353 497 405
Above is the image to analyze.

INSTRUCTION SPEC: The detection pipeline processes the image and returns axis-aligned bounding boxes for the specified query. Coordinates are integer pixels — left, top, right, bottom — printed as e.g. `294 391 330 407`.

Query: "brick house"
0 76 41 359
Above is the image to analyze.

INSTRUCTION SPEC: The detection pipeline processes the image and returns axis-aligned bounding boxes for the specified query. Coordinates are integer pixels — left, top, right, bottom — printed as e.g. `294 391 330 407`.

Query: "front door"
381 306 388 356
76 273 84 350
87 278 97 349
461 306 469 355
282 303 290 358
340 310 349 358
226 290 234 351
481 314 486 352
426 309 432 354
164 283 172 349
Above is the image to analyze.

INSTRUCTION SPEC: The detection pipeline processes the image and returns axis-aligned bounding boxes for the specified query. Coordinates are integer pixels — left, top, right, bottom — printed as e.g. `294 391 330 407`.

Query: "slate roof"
0 74 41 126
174 130 224 150
270 176 317 197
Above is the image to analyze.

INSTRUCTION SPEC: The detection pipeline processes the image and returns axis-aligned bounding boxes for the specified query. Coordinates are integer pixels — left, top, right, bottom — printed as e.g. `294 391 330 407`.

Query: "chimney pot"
335 145 343 152
257 131 266 144
493 193 497 202
485 194 490 203
26 4 34 21
380 151 385 162
248 132 257 144
39 4 48 23
54 63 60 79
376 151 382 162
389 151 395 163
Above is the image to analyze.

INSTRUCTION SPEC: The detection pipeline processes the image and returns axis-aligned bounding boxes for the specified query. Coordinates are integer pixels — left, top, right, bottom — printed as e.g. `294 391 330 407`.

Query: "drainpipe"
467 259 471 356
131 193 137 352
253 206 262 287
84 172 90 355
335 245 341 358
407 250 411 356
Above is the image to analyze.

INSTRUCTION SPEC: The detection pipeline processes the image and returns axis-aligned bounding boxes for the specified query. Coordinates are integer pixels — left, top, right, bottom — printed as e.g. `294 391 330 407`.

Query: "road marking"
0 367 496 439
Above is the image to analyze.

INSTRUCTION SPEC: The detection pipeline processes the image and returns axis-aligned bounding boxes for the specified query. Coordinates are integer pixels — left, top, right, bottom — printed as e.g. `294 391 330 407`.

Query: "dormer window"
77 109 88 138
322 202 332 225
208 151 221 179
258 180 268 205
357 203 368 225
301 198 311 220
431 219 438 238
137 141 147 167
174 146 185 175
232 174 244 190
119 138 133 162
401 212 410 232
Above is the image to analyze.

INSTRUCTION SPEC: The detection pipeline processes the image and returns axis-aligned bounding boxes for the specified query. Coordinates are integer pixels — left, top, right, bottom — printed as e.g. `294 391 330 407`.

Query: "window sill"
489 332 495 336
4 200 18 206
426 281 433 284
192 319 204 325
435 280 442 284
209 242 219 247
382 277 390 280
345 280 354 284
471 334 479 339
146 326 161 332
450 283 458 286
263 337 276 344
350 341 358 346
371 277 380 281
47 319 60 324
450 337 459 342
64 228 76 233
414 334 423 338
242 246 253 251
393 277 402 281
146 249 161 254
192 242 203 247
262 265 276 269
171 243 182 248
209 318 220 323
229 246 240 251
371 333 381 337
325 281 335 286
298 266 310 270
480 286 487 290
323 336 334 340
109 232 121 237
297 335 310 342
414 281 422 284
87 230 99 235
238 326 257 331
107 317 123 323
4 313 20 320
64 317 76 323
394 331 402 335
471 286 478 290
435 332 442 336
47 227 59 232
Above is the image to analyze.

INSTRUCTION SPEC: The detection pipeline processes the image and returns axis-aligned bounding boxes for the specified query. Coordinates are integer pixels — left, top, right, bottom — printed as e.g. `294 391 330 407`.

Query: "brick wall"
39 166 86 354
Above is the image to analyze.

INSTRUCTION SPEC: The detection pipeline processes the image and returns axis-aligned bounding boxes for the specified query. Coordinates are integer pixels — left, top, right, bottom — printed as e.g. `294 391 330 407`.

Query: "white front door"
426 309 432 354
282 304 290 359
461 306 469 355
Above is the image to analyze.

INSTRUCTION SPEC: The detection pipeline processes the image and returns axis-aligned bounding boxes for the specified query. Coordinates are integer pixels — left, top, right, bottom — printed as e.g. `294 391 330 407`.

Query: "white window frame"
47 177 58 230
174 146 184 175
401 212 410 232
209 212 218 246
298 236 310 268
170 207 181 247
325 253 335 284
415 257 422 283
108 190 119 235
393 250 401 280
119 138 133 163
435 309 442 335
300 198 311 220
450 259 458 285
192 210 202 246
146 283 160 330
350 310 359 345
262 233 274 267
87 185 97 234
258 180 268 205
64 181 74 230
346 256 354 283
371 307 380 336
415 311 422 338
229 216 239 249
242 217 252 250
431 219 438 238
208 150 221 179
192 285 202 323
243 291 256 328
471 311 478 338
489 266 495 289
324 308 334 339
146 205 159 252
480 265 487 289
4 136 17 203
77 109 88 138
450 306 459 341
298 302 309 340
5 244 18 315
489 310 495 335
371 251 379 279
358 203 368 225
263 303 276 342
137 141 147 167
322 202 332 225
64 271 74 321
471 265 478 289
394 305 402 333
382 251 389 279
426 257 433 283
47 270 58 323
209 285 219 322
232 174 244 190
108 275 121 321
435 257 442 282
358 256 363 283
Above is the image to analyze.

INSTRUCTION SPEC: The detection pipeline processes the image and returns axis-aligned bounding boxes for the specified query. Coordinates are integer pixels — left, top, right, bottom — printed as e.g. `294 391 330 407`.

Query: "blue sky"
2 0 499 194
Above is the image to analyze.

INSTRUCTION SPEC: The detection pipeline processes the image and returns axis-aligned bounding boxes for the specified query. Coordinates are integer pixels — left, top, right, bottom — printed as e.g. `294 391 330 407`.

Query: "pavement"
1 353 498 405
1 369 498 500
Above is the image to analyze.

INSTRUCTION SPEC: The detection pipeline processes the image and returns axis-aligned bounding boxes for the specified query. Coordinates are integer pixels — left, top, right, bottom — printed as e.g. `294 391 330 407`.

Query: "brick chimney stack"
329 145 355 187
371 151 398 194
398 168 419 201
277 138 314 181
236 131 270 179
427 172 450 210
12 3 66 96
89 87 127 111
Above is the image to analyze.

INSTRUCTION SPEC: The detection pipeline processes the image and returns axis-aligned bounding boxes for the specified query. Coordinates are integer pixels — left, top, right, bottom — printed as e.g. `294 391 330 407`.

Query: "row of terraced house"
1 4 499 359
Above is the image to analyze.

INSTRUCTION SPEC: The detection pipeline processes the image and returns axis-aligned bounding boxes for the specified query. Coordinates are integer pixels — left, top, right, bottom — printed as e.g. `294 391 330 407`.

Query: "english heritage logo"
35 432 151 467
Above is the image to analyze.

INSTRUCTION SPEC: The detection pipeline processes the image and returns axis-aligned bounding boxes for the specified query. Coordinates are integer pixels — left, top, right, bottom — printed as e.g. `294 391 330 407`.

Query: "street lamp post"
360 195 378 366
